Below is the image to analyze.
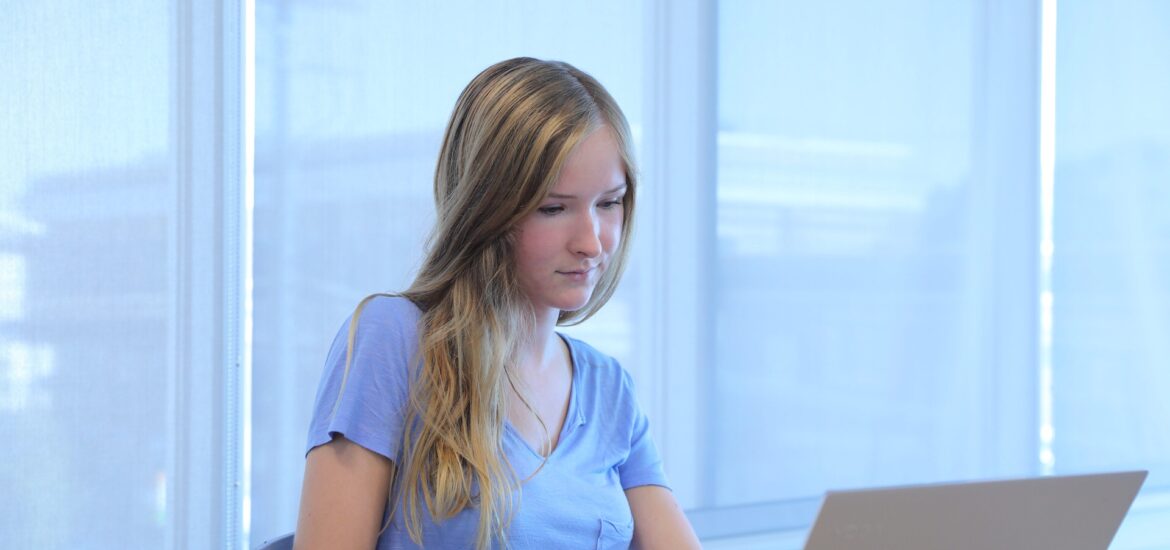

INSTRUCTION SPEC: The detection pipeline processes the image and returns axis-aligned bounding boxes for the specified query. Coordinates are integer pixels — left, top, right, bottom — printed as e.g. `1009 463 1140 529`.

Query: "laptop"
803 470 1147 550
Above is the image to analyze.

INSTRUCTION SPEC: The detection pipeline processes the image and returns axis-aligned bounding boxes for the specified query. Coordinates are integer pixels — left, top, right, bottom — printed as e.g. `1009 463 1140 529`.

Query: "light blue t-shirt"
305 295 669 549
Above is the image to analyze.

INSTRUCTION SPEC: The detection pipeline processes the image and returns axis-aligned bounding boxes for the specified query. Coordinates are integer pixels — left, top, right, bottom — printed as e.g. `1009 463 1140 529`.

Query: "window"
1051 1 1170 545
714 0 1004 504
1 1 246 547
3 2 1168 548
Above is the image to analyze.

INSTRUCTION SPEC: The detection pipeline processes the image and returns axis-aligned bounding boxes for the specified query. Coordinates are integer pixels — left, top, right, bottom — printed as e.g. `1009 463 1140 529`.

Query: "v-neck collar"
504 332 584 459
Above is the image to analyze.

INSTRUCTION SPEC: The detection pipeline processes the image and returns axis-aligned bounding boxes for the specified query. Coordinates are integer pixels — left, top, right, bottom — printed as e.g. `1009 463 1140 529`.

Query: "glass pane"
251 2 644 545
1 2 173 548
1053 3 1170 545
714 1 1011 506
1052 0 1170 491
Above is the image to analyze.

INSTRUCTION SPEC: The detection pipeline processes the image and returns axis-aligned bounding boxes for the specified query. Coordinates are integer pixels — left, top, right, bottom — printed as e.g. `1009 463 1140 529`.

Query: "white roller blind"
1052 2 1170 547
1 2 247 548
712 0 1035 507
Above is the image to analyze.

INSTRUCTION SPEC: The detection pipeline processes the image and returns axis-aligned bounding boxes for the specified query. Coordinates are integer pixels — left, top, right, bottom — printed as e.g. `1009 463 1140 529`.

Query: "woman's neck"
518 307 564 375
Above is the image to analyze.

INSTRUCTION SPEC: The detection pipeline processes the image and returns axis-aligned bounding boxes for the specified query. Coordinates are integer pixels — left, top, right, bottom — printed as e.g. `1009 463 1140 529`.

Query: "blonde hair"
339 58 637 548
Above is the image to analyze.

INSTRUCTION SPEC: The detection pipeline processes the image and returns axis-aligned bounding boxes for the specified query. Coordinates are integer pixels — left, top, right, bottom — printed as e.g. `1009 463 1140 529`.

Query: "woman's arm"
626 485 702 549
294 435 393 550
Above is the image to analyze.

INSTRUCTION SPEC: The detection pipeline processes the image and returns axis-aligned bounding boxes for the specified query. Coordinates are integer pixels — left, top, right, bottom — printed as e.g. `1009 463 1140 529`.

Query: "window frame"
171 0 248 547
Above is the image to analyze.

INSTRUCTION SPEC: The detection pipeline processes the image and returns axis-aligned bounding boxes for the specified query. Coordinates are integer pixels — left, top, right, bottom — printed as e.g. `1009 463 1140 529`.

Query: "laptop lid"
803 470 1147 550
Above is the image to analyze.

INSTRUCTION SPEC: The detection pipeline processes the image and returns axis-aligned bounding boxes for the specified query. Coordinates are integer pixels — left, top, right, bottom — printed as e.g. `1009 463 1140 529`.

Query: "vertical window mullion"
173 1 246 547
976 0 1043 478
642 0 718 512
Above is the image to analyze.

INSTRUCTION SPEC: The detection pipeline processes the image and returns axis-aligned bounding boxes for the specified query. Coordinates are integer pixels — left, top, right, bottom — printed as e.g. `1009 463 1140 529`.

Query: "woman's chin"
554 292 594 313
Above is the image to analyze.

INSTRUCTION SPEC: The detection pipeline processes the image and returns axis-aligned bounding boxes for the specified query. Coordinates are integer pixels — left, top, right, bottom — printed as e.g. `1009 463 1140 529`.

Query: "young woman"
294 57 700 550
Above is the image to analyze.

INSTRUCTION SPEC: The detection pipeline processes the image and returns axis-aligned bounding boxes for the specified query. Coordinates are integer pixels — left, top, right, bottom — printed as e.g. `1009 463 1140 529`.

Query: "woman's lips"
556 268 594 282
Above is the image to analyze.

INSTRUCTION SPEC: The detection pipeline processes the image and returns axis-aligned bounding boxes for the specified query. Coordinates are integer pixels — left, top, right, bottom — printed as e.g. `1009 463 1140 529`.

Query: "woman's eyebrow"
547 184 628 200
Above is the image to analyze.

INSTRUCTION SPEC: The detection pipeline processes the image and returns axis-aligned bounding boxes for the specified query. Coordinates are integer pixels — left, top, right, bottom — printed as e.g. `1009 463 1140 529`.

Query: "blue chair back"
255 533 293 550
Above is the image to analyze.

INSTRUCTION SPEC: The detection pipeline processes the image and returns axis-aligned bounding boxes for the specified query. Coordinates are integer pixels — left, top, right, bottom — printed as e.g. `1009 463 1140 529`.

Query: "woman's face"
513 125 627 315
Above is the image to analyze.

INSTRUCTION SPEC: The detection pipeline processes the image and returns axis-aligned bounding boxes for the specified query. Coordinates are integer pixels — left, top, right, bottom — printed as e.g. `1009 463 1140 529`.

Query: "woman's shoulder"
309 294 420 460
348 293 422 329
559 333 634 387
335 293 425 356
560 332 613 364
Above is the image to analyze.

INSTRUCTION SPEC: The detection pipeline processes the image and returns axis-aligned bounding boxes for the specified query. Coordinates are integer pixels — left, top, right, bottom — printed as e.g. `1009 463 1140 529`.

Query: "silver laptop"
803 470 1147 550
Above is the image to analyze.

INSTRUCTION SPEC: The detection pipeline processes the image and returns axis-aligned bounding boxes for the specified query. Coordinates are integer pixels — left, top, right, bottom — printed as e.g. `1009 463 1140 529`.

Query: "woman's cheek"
603 219 622 252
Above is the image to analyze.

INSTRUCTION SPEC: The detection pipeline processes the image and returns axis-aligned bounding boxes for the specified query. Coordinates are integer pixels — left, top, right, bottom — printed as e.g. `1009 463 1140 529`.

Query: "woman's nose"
572 213 603 258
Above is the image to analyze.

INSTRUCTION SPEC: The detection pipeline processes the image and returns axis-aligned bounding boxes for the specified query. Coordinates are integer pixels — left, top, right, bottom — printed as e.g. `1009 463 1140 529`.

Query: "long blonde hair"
344 58 637 548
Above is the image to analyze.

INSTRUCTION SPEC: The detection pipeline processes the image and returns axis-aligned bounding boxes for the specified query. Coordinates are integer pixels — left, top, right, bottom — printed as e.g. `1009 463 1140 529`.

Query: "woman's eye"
600 199 624 209
538 205 564 215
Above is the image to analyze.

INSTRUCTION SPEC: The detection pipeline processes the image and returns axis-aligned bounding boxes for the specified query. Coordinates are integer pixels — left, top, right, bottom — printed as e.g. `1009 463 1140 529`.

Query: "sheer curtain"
700 1 1170 547
713 0 1033 505
1053 2 1170 546
1 2 246 548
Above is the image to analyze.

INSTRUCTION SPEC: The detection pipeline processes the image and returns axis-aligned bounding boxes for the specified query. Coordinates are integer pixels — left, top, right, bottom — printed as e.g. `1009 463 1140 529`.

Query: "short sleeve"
304 295 420 461
615 369 670 491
